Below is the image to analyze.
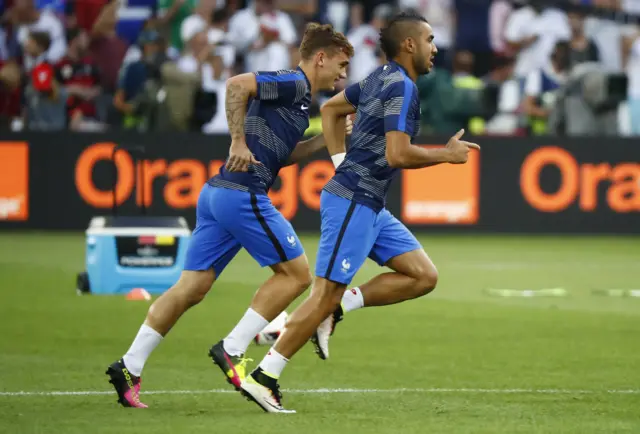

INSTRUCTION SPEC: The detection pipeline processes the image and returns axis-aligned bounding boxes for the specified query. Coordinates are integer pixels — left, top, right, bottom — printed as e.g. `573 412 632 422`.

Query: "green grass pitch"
1 232 639 433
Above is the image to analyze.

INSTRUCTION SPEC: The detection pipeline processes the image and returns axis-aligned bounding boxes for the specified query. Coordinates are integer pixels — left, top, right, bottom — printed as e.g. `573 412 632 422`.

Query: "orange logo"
74 143 334 220
401 146 479 224
0 142 29 221
520 146 640 212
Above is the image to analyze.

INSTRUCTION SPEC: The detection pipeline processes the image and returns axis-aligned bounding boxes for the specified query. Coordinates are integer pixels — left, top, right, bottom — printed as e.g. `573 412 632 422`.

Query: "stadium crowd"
0 0 638 136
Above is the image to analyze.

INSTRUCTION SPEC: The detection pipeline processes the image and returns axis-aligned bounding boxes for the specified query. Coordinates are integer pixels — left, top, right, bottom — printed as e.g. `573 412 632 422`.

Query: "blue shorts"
184 184 304 277
315 191 422 285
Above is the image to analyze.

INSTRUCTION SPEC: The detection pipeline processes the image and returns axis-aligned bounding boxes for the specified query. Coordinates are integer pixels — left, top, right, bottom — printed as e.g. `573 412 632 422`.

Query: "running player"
241 12 480 413
105 23 354 408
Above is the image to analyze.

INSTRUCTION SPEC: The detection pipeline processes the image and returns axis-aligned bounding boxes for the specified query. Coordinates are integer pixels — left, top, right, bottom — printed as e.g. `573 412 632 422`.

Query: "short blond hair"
299 23 354 60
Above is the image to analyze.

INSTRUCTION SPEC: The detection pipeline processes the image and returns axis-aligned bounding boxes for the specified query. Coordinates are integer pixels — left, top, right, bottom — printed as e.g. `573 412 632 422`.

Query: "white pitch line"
0 388 639 397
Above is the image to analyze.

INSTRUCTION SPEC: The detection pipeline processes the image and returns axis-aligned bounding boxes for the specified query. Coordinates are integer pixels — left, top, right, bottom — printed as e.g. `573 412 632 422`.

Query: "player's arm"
320 87 359 168
285 117 353 166
384 82 479 169
387 129 480 169
224 73 259 172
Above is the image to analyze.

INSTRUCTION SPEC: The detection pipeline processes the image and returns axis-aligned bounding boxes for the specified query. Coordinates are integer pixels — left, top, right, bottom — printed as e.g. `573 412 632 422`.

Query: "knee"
172 273 213 307
413 265 438 298
293 268 313 293
279 265 313 295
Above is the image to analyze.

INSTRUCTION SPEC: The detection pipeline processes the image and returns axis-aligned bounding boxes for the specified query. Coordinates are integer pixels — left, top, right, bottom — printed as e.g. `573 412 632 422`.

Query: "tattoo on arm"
226 82 251 142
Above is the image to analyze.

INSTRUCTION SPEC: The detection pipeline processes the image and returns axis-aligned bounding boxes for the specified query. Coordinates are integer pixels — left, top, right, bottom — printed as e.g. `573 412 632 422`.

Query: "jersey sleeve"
344 80 363 108
254 71 302 104
383 79 419 136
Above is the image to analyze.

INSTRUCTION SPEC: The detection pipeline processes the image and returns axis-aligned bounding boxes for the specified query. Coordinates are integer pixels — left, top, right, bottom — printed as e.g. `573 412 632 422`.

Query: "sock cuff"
141 323 164 339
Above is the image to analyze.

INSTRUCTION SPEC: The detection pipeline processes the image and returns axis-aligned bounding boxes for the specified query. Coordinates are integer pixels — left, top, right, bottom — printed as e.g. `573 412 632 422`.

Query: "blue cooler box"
79 216 191 295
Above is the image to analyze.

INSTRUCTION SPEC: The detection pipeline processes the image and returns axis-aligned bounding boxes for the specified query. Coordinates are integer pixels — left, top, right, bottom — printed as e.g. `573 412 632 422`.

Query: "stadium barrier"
1 133 639 233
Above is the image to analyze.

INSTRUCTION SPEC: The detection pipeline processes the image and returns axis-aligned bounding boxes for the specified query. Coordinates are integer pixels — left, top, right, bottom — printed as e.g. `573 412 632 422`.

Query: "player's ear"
405 37 415 54
316 51 325 67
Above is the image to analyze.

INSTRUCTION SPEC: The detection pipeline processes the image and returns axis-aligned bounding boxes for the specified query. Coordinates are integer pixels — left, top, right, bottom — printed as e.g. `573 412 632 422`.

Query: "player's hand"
445 129 480 164
227 141 261 172
345 115 353 136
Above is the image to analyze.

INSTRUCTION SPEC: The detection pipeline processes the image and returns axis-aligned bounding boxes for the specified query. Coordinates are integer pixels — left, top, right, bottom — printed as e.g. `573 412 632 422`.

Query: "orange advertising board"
0 142 29 221
401 146 479 224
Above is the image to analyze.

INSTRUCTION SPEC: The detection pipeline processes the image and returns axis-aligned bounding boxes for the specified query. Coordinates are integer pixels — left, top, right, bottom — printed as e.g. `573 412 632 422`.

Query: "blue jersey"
209 68 312 194
324 62 421 212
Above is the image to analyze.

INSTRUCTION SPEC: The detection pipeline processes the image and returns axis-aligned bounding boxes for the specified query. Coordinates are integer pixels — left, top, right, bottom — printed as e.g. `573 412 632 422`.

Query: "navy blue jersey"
209 68 312 194
324 62 421 212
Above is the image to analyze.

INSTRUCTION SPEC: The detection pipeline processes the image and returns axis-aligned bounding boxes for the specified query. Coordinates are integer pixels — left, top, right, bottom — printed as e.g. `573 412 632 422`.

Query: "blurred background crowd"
0 0 638 136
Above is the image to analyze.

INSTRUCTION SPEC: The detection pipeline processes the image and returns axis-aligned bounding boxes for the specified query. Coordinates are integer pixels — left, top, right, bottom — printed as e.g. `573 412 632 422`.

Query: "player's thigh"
184 185 242 279
216 190 305 268
315 191 378 285
369 210 436 279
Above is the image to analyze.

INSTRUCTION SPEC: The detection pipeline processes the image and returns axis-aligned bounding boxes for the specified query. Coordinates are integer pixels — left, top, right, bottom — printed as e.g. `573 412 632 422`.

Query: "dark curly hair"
379 11 428 60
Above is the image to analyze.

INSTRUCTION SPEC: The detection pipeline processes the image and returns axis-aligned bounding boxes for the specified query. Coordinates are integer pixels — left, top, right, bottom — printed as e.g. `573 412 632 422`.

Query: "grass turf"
1 233 639 433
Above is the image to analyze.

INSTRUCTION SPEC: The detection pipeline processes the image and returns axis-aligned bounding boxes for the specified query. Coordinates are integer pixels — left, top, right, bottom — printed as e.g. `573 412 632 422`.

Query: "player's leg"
241 192 376 412
106 184 240 407
208 192 311 390
313 210 437 359
355 210 438 305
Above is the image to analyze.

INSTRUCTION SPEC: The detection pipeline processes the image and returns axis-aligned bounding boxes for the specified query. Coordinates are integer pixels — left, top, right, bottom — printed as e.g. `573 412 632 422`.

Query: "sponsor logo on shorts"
286 234 297 248
341 258 351 273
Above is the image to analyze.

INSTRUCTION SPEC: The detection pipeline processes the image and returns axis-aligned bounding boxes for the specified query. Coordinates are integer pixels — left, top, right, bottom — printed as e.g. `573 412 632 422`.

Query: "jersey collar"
389 61 410 79
296 66 312 92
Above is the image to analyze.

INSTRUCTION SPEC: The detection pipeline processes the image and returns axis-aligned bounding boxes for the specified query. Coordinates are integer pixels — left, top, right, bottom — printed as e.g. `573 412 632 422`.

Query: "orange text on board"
520 146 640 213
74 143 334 220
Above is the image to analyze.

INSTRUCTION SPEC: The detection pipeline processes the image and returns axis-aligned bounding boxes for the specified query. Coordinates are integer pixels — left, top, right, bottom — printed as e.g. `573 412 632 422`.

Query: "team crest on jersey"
341 258 351 273
286 234 297 248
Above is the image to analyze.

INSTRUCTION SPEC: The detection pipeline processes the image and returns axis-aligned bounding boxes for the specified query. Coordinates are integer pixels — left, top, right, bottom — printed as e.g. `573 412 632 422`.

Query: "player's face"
317 50 350 91
413 22 437 75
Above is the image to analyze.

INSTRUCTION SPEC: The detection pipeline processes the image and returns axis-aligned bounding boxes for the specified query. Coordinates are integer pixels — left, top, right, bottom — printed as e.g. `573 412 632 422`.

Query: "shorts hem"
377 246 422 267
258 250 305 268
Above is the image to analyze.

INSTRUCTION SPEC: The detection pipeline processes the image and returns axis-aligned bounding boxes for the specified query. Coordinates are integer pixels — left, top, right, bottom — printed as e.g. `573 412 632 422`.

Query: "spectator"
13 0 66 69
483 55 521 135
207 8 234 75
1 19 11 61
21 29 49 67
346 3 390 85
451 50 486 134
245 12 292 72
54 27 104 131
64 0 109 32
159 26 216 130
453 0 493 77
114 29 166 130
523 40 570 135
0 60 22 128
24 59 67 130
228 0 296 57
178 0 216 53
89 0 128 93
488 0 512 55
567 10 599 69
158 0 198 53
623 30 640 135
503 0 570 79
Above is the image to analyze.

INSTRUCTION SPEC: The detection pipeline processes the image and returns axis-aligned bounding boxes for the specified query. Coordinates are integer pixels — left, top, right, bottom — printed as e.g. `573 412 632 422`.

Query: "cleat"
240 368 295 414
311 304 344 360
208 340 252 391
105 359 148 408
